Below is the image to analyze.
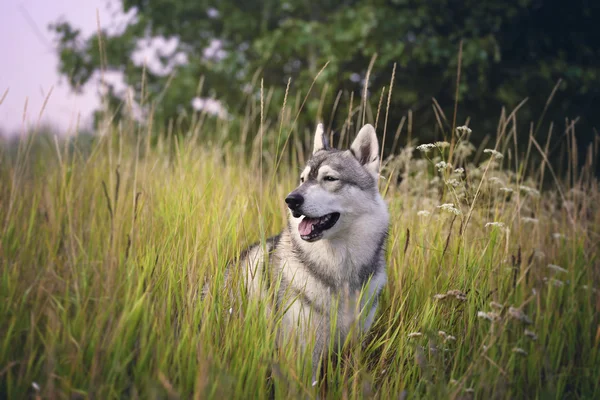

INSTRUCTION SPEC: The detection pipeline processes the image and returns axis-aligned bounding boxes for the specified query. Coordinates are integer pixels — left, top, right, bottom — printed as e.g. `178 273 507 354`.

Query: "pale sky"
0 0 115 135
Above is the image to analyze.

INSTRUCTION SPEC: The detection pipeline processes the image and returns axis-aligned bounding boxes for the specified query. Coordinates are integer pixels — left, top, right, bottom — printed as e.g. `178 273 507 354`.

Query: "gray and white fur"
232 123 389 378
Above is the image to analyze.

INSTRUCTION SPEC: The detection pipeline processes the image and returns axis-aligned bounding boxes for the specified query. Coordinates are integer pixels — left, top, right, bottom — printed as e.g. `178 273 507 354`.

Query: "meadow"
1 81 599 399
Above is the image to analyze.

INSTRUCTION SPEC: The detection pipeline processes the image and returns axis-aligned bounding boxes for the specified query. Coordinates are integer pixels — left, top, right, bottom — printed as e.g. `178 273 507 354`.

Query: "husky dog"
236 123 389 378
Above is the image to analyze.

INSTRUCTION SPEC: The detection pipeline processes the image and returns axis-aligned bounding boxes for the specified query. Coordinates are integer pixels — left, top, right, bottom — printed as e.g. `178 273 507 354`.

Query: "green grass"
1 94 599 399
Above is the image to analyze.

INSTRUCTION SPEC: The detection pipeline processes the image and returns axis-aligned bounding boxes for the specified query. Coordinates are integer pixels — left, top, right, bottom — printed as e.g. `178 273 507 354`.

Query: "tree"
51 0 600 159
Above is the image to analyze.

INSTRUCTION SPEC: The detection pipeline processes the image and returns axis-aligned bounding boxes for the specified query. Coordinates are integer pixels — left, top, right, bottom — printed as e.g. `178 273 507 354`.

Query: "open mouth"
296 212 340 242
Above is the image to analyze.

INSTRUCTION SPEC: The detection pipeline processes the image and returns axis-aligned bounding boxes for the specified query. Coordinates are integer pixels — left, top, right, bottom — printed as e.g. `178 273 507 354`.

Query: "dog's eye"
300 176 304 183
323 176 338 182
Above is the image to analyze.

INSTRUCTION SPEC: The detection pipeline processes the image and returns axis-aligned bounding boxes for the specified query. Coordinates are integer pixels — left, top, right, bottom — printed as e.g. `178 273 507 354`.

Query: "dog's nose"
285 193 304 210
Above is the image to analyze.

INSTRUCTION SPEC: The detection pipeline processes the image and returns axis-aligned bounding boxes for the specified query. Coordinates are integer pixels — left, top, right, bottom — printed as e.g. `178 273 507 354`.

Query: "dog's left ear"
312 123 330 154
350 124 380 175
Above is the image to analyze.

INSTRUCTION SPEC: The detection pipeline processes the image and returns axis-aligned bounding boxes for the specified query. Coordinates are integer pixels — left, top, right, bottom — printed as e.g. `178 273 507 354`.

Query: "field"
1 86 599 399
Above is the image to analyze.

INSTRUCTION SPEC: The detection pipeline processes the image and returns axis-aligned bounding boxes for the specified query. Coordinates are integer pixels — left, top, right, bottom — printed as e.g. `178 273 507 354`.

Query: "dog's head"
286 123 386 242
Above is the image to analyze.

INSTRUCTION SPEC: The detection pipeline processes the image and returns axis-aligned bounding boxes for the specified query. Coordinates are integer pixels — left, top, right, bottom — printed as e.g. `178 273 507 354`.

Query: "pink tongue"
298 217 317 236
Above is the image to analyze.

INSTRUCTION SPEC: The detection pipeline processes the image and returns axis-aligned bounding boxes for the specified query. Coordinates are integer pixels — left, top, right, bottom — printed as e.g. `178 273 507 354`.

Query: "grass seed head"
524 329 538 340
512 347 528 356
477 311 501 322
547 264 568 273
484 148 504 159
485 222 506 229
508 307 533 324
520 185 541 197
522 217 539 224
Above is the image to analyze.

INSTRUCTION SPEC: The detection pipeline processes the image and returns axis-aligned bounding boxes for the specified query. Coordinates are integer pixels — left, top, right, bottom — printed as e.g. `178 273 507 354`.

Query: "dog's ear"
312 123 330 154
350 124 380 175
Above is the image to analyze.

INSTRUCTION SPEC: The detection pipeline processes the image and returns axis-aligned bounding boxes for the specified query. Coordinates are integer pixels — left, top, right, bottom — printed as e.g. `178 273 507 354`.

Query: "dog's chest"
278 255 382 332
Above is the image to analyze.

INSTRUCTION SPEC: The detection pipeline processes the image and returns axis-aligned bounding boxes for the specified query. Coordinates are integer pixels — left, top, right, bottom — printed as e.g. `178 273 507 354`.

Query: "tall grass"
1 76 599 399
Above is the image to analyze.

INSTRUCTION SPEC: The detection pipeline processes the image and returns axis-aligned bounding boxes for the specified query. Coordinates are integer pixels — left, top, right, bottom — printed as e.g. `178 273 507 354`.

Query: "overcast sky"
0 0 115 135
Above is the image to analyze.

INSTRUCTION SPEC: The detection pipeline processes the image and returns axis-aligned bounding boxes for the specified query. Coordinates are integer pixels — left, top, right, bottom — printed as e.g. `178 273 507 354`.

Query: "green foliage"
1 98 599 398
50 0 600 150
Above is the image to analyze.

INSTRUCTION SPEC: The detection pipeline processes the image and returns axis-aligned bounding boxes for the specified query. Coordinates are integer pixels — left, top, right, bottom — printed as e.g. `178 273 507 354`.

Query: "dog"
226 123 389 380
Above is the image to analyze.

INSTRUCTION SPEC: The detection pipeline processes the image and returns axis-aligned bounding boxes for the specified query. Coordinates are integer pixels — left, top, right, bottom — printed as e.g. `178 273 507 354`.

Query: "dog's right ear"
312 123 330 154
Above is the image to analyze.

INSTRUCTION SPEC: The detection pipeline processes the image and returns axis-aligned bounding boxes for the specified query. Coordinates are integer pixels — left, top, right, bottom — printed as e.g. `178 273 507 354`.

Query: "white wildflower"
485 222 506 229
435 141 450 148
433 293 448 300
435 161 452 171
512 347 528 356
445 178 461 187
499 187 514 193
484 148 504 159
454 167 464 175
522 217 539 224
228 307 233 314
488 177 504 185
32 382 40 392
416 143 436 153
524 329 538 341
547 264 567 273
520 185 540 197
417 210 431 217
312 380 318 387
508 307 533 324
437 203 461 215
408 332 423 338
552 233 565 240
456 125 472 135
